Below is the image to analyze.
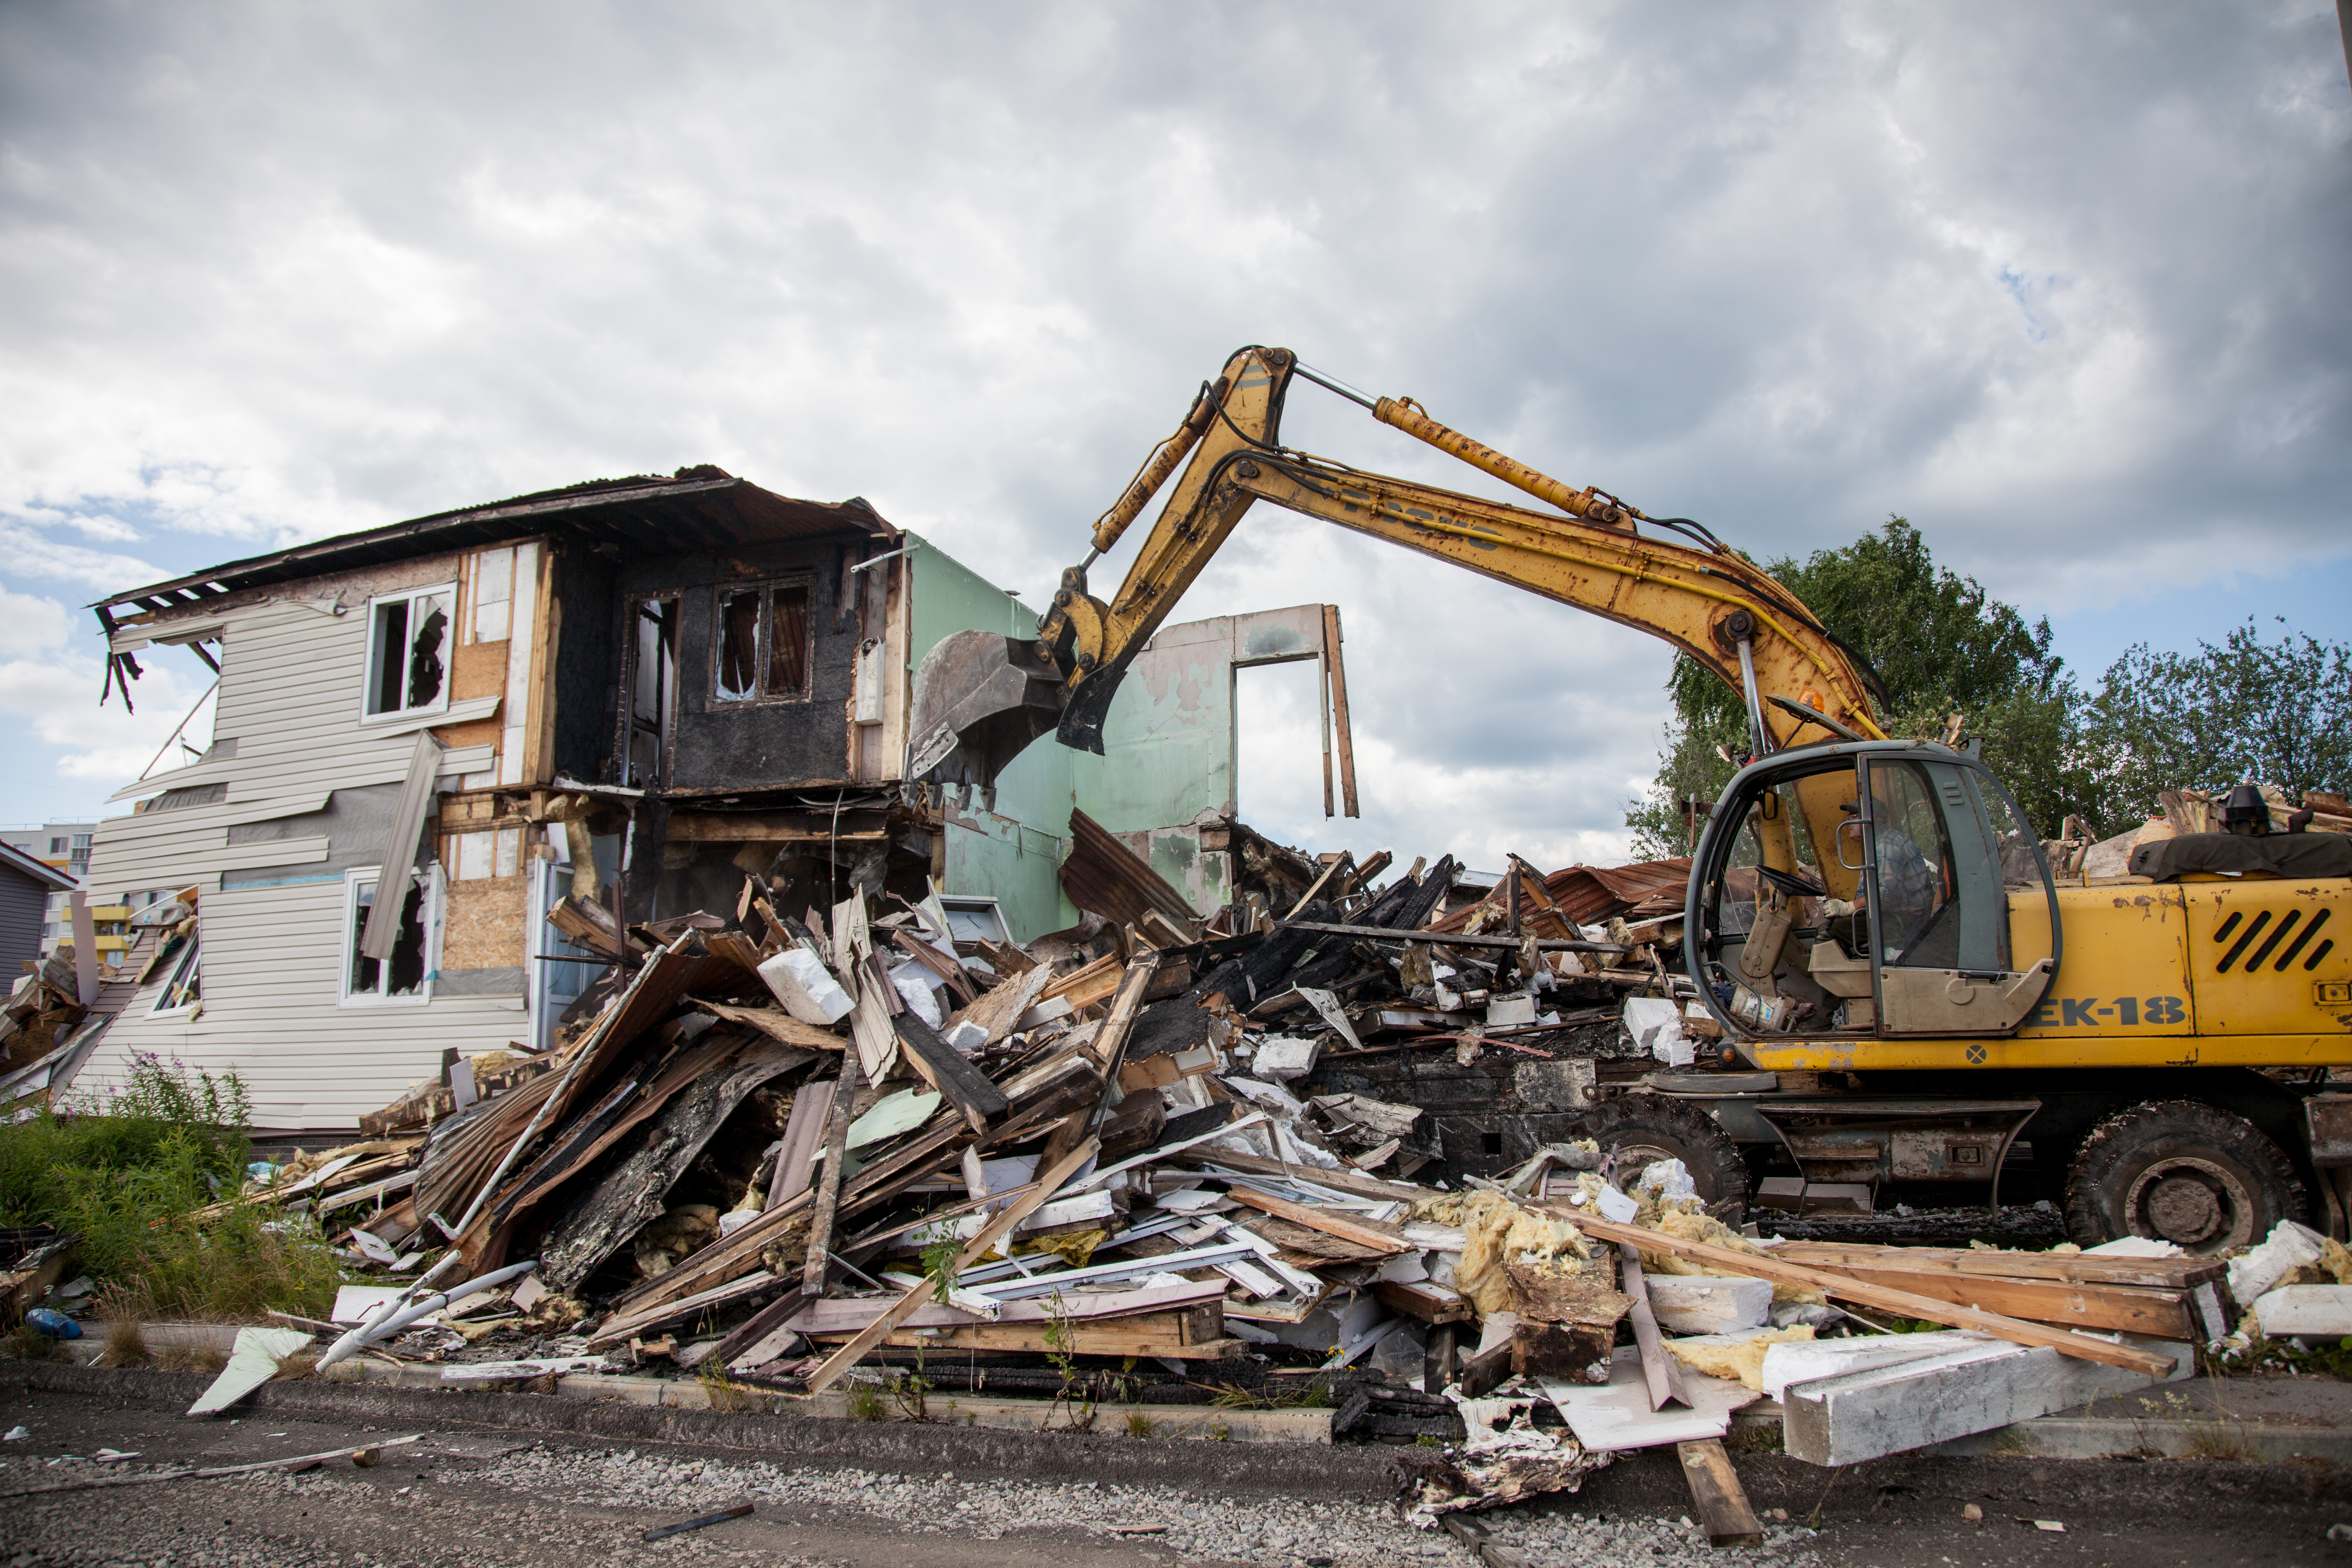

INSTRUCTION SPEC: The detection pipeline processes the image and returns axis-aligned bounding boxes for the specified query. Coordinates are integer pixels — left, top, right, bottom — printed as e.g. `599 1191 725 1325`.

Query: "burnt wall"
551 544 619 783
615 536 864 791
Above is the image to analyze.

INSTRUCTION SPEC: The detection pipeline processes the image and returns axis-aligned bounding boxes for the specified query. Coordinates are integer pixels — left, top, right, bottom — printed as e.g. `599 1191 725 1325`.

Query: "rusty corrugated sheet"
1060 809 1199 936
1424 856 1692 933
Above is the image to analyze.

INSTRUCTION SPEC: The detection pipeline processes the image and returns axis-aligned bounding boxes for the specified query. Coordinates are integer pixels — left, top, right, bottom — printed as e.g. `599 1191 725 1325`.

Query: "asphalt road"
3 1383 2350 1567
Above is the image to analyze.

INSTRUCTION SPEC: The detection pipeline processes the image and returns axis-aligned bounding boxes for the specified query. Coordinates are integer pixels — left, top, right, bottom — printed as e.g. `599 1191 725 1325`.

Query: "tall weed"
0 1055 341 1322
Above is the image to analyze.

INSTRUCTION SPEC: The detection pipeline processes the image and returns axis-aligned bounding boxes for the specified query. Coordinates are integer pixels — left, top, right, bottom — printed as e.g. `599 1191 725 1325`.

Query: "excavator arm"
908 343 1890 889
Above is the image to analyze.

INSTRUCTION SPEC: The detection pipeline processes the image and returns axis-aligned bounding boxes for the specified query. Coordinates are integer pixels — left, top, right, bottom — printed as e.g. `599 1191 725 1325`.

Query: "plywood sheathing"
443 876 529 971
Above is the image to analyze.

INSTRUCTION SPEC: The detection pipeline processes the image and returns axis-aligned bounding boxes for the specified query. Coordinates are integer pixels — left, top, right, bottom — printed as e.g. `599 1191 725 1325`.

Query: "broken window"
622 595 678 788
149 933 201 1015
364 584 454 720
710 579 811 704
344 868 433 1003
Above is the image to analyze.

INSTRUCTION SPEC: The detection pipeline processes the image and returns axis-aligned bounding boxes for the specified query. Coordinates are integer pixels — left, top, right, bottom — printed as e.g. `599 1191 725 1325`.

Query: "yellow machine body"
1740 875 2352 1072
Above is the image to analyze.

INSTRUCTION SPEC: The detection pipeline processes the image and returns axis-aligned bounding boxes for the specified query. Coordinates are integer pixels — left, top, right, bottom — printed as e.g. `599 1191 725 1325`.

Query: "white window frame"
148 934 202 1020
359 581 457 725
339 864 441 1007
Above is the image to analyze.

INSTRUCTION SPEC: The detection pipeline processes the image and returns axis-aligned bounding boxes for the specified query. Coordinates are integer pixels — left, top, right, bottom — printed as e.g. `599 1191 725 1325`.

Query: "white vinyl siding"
73 880 524 1129
76 550 542 1131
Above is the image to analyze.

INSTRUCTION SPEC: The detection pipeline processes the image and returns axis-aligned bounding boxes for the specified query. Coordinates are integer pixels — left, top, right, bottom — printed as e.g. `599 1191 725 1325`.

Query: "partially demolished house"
70 466 1357 1133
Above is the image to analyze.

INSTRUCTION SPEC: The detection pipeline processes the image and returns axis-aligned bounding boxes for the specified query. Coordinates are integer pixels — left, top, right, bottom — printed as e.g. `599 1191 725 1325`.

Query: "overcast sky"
3 3 2346 872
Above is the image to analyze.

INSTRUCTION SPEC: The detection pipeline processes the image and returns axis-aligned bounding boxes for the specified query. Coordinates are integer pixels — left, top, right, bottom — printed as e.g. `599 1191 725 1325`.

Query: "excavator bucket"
906 630 1068 789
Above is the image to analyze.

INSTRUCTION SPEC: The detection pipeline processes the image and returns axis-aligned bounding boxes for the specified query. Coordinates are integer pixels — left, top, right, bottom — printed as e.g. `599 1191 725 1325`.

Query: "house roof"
0 840 80 894
91 467 897 624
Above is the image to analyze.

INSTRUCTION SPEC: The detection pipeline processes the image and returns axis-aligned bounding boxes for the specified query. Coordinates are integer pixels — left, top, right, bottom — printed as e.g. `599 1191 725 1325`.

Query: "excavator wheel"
1575 1094 1751 1220
2064 1099 2305 1256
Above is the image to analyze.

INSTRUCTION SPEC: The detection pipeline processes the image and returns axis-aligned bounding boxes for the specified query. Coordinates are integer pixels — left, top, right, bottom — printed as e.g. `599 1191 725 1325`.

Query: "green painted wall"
907 536 1320 942
906 536 1074 941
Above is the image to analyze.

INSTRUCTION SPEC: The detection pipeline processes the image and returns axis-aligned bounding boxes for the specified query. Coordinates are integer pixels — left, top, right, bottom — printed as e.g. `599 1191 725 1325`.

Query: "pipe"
314 1260 541 1371
1371 396 1633 529
1736 637 1772 760
1088 379 1225 557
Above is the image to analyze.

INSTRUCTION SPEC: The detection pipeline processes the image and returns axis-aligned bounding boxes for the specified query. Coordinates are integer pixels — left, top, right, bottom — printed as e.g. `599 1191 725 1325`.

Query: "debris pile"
175 823 2245 1534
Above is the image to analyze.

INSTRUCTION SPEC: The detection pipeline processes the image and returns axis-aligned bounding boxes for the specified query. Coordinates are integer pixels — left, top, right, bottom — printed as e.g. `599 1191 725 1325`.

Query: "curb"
1934 1414 2352 1464
9 1362 1392 1501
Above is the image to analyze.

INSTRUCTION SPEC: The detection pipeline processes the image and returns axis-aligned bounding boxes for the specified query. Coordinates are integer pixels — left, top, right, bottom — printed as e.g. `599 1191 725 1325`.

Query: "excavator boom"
910 345 1885 828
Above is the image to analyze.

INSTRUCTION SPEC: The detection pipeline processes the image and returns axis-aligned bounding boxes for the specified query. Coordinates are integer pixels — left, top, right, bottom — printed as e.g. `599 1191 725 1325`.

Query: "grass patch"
844 1380 888 1421
0 1056 344 1321
96 1317 148 1367
696 1356 750 1413
1 1324 59 1361
1124 1408 1159 1438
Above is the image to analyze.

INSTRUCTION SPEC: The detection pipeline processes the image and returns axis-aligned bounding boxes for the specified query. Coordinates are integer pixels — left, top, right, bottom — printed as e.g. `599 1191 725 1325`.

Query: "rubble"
158 819 2333 1536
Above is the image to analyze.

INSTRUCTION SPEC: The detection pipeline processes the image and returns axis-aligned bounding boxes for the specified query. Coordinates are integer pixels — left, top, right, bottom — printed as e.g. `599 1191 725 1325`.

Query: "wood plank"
1323 604 1358 819
1567 1212 2176 1377
1225 1186 1409 1254
697 1000 845 1052
604 1078 1094 1322
1179 1148 1431 1204
768 1078 833 1207
1376 1279 1475 1325
1677 1439 1764 1548
664 812 891 843
1272 920 1627 955
1794 1261 2195 1340
787 1279 1227 1333
1039 951 1121 1005
1615 1241 1694 1413
891 1009 1008 1133
801 1047 861 1297
1769 1241 2223 1290
802 1135 1101 1393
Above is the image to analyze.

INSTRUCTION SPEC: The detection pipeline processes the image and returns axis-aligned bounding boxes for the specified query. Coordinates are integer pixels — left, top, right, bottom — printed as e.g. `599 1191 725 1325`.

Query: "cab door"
1862 753 2058 1035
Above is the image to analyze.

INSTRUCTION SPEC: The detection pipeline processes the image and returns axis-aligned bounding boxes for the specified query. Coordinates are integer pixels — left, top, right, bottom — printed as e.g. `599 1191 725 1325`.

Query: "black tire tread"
1574 1093 1751 1215
2063 1097 2303 1253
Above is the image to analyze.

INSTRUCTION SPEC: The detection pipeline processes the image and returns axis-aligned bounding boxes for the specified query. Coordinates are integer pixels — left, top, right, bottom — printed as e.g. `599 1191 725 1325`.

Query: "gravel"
0 1440 1827 1568
467 1442 1829 1566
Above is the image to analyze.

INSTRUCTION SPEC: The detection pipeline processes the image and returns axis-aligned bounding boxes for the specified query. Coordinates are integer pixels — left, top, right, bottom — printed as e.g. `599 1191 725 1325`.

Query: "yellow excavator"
909 345 2352 1254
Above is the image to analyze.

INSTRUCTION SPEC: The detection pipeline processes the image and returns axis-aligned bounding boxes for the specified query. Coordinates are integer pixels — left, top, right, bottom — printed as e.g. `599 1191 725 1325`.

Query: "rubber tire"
1574 1094 1752 1219
2064 1099 2305 1256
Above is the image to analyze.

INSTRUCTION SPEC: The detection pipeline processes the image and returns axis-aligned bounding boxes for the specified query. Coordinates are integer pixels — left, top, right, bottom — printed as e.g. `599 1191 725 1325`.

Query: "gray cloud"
1 1 2344 859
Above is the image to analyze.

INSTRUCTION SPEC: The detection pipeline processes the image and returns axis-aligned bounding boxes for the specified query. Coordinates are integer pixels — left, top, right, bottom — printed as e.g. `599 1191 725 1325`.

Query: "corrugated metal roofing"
1060 809 1200 935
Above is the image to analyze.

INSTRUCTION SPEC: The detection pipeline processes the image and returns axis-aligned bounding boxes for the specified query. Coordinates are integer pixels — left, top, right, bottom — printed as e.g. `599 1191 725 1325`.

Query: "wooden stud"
1566 1212 2177 1377
1676 1439 1764 1548
1323 603 1359 819
799 1044 861 1299
802 1136 1101 1394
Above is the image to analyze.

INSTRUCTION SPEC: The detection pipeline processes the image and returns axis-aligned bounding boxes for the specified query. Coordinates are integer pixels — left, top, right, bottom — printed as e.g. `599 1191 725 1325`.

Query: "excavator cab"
1689 740 2063 1048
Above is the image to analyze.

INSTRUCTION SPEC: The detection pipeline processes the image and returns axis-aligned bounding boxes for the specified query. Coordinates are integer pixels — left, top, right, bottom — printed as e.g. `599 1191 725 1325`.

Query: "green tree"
2082 618 2352 817
1626 517 2086 854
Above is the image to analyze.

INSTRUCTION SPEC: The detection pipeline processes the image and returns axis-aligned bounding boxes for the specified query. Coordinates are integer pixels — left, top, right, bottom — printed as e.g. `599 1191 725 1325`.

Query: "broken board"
1535 1346 1759 1452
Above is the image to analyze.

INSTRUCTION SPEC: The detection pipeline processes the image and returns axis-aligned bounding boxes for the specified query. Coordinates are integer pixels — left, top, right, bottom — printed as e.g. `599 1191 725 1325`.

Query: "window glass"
1980 783 2045 888
366 586 454 718
1868 761 1957 968
625 597 677 787
151 937 201 1014
709 580 811 703
347 873 430 1001
714 589 762 700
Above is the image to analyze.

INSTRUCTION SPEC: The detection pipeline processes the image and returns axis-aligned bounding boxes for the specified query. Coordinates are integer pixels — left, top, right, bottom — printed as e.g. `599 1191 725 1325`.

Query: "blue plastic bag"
24 1308 80 1340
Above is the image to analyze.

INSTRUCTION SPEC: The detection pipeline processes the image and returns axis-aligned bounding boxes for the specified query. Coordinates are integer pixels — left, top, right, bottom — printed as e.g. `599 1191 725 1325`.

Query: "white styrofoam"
2228 1219 2328 1306
2254 1284 2352 1337
757 947 854 1025
1645 1274 1772 1336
